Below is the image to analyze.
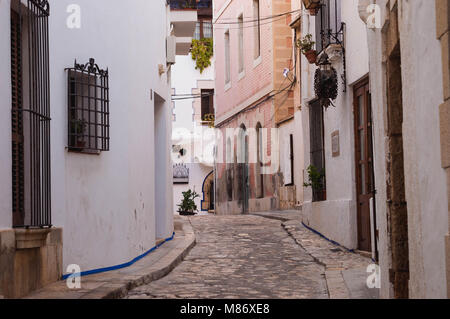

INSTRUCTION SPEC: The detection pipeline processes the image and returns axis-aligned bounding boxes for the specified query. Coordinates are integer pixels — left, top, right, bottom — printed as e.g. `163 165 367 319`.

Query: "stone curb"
24 217 196 299
281 220 369 299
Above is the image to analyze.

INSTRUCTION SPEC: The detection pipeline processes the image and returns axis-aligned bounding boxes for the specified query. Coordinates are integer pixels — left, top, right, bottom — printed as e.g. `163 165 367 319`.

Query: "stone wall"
435 0 450 298
0 228 62 298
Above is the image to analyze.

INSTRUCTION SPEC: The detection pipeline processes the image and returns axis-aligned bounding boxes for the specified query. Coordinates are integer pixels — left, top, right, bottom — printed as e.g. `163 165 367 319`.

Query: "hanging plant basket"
304 50 318 64
314 67 338 108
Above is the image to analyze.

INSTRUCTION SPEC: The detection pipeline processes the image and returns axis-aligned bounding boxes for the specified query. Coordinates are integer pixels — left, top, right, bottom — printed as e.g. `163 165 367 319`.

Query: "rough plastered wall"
362 0 392 299
363 0 449 298
435 0 450 298
397 0 448 298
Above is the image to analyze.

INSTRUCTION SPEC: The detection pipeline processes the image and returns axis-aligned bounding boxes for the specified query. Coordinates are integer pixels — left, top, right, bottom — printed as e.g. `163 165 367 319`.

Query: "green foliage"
74 119 87 134
191 38 214 74
177 189 200 213
296 33 316 54
303 165 325 191
71 119 87 142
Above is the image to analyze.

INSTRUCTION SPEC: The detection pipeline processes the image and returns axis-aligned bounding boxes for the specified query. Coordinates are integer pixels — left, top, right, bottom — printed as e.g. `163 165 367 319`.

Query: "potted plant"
303 165 326 201
177 189 200 216
302 0 322 16
72 118 87 150
297 34 317 64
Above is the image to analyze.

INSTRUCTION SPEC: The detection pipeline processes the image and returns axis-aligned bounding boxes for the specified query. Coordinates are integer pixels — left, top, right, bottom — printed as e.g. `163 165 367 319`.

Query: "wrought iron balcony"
169 0 197 10
169 0 212 10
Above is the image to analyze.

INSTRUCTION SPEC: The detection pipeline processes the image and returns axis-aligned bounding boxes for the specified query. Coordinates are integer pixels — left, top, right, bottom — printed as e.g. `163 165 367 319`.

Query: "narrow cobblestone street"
125 214 338 299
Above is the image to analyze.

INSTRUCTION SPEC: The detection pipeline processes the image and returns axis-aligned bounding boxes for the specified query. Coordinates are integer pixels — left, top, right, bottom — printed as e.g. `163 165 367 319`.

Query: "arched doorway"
201 171 214 212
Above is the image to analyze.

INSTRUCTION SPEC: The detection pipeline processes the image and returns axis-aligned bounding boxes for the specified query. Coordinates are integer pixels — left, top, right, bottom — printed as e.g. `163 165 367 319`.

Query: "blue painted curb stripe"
301 222 356 253
62 232 175 280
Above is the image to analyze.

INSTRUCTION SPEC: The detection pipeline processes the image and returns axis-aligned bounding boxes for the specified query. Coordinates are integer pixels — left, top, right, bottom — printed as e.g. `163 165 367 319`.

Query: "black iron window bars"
315 0 343 53
66 58 110 153
315 0 347 91
11 0 51 228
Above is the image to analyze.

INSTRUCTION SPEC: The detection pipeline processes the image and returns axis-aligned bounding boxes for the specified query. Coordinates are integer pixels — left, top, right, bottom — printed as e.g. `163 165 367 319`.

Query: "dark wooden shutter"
309 101 325 172
201 89 214 121
11 10 25 226
309 100 326 201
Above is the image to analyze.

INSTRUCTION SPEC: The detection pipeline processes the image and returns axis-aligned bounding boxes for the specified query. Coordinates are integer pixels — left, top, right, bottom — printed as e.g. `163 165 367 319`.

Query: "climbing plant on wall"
191 38 213 74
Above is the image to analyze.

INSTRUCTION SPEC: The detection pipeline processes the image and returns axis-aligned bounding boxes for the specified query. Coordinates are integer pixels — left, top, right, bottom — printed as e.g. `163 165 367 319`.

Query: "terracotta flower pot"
304 50 318 64
309 8 320 15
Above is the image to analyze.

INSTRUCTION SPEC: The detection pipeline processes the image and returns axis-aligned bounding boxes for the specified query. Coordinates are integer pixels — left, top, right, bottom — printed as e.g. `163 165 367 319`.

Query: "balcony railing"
169 0 197 9
169 0 212 10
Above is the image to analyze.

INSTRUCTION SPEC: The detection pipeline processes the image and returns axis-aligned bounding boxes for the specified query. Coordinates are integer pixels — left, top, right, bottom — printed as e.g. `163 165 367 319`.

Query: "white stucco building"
172 1 215 215
0 0 196 298
358 0 449 299
300 0 373 254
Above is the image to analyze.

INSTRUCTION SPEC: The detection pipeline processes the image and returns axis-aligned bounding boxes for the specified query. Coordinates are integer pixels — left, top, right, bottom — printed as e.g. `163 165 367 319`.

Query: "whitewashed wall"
301 0 370 249
365 0 448 299
398 0 448 298
49 0 173 271
0 2 12 230
0 0 173 272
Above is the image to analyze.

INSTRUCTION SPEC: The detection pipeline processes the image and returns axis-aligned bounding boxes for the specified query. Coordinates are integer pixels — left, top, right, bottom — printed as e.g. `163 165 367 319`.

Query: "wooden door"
354 79 374 252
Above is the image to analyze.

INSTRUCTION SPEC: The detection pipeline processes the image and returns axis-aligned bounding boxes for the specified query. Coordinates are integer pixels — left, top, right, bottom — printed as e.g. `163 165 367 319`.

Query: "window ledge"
253 56 262 69
224 81 231 92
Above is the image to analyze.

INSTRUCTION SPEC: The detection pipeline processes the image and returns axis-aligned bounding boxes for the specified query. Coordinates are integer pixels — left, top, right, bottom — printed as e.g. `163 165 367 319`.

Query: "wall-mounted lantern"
314 53 338 109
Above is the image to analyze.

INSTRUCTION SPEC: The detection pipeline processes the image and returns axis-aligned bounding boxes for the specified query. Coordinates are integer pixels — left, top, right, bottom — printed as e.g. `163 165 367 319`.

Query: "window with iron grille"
66 59 110 153
11 0 51 228
309 99 326 202
315 0 342 54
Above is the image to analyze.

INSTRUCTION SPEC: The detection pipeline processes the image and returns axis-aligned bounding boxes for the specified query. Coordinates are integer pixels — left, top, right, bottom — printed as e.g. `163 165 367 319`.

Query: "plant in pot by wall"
191 38 214 74
297 34 317 64
302 0 322 16
303 165 326 201
72 118 87 150
177 189 200 216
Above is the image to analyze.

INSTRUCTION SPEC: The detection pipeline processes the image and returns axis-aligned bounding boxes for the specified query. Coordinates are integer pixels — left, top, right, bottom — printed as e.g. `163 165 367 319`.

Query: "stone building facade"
360 0 449 298
299 0 373 252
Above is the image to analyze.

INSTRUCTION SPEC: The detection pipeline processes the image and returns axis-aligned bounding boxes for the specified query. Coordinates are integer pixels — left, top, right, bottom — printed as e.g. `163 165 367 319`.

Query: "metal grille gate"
11 0 51 228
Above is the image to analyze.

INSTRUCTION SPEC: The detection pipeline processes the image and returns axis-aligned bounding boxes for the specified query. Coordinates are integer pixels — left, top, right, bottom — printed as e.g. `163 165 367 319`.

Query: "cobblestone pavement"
125 215 329 299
